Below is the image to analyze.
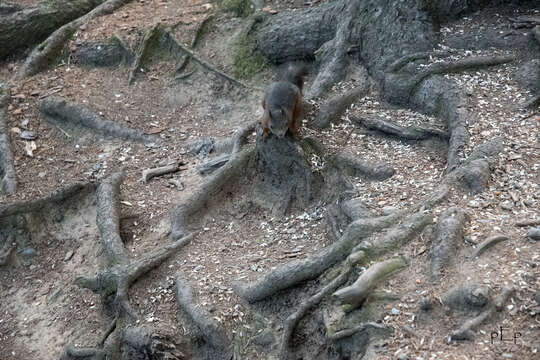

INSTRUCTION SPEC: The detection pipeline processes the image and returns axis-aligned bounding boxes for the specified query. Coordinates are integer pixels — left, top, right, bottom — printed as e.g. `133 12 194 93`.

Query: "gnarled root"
0 94 17 194
175 275 231 359
39 96 155 143
232 211 407 303
430 207 469 279
333 257 407 309
450 285 514 341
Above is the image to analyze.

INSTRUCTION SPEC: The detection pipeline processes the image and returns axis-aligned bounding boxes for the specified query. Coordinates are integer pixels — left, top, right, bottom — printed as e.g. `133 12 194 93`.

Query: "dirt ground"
0 1 538 359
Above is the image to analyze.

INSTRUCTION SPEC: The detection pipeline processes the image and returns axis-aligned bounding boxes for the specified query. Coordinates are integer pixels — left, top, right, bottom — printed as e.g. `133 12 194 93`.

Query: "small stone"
398 352 409 360
19 248 37 258
524 199 534 207
38 172 46 178
534 290 540 306
527 228 540 241
20 130 37 140
64 250 74 262
500 201 513 211
391 308 400 315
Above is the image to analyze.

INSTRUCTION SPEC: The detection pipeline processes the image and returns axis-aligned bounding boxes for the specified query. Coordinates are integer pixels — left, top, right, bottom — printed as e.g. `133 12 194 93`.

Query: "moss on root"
231 17 267 79
219 0 254 17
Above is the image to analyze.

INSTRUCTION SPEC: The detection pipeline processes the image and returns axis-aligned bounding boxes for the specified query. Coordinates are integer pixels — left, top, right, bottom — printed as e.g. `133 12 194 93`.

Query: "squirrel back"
261 63 307 139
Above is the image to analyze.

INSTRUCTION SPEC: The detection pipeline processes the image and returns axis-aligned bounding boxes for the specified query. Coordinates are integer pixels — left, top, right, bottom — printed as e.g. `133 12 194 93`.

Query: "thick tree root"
0 0 105 60
14 0 136 81
279 264 353 360
175 275 231 359
64 171 192 358
170 147 254 241
450 285 514 341
351 115 449 141
471 234 508 259
128 23 160 85
329 152 395 181
353 211 434 258
170 121 257 240
430 207 469 279
232 211 407 303
39 96 155 143
444 137 504 194
0 94 17 194
386 50 455 73
327 322 388 341
0 181 96 217
333 257 407 309
386 55 516 104
311 85 369 129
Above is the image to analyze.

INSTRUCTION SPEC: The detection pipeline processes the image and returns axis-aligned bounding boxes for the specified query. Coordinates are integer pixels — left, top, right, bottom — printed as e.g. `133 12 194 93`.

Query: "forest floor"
0 1 538 359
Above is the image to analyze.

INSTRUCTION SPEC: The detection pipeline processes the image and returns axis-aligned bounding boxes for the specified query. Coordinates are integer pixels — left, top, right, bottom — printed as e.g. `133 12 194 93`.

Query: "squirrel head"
268 107 288 138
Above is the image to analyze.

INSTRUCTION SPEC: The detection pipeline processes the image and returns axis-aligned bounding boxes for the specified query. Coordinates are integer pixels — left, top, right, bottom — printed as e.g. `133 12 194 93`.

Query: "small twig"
142 164 180 183
471 234 509 259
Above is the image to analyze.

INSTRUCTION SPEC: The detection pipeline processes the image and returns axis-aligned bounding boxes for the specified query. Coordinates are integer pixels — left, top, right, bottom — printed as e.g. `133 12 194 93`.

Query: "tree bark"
0 0 105 59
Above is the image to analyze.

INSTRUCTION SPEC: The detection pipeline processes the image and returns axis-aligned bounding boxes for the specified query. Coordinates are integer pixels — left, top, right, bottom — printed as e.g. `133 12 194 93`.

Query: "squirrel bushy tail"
277 63 307 91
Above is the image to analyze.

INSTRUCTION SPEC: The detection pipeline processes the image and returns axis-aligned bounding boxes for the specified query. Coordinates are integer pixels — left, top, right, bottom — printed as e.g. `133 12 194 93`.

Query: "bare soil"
0 1 538 359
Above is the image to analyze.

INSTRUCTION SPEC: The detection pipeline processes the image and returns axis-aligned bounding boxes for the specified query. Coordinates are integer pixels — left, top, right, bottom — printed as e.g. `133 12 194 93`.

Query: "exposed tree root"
232 211 408 303
142 163 180 183
64 171 193 358
0 94 17 194
14 0 135 81
128 23 160 85
333 257 407 309
471 234 508 259
191 14 214 49
0 0 105 60
170 121 257 240
0 181 96 217
170 147 254 241
39 96 155 143
386 55 515 103
328 152 395 181
386 50 454 73
327 322 388 341
279 264 353 360
523 93 540 109
444 137 504 194
311 85 369 129
353 211 434 258
175 275 231 359
350 115 449 142
197 154 231 175
0 235 15 266
430 207 469 279
161 29 248 89
450 285 514 341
